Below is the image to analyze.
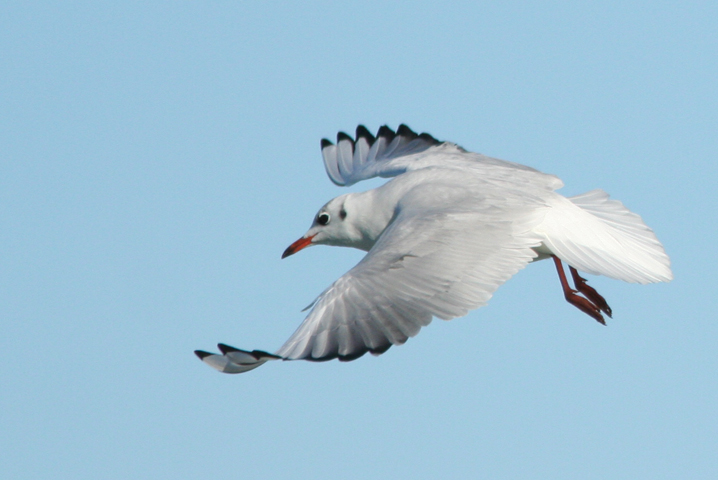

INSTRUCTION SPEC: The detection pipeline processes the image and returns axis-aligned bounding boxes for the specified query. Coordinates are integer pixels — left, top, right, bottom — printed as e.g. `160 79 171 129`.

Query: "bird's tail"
540 189 673 283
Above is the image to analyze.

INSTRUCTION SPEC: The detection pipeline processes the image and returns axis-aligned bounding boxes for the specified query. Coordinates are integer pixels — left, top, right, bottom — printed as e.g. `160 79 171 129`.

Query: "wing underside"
275 185 547 362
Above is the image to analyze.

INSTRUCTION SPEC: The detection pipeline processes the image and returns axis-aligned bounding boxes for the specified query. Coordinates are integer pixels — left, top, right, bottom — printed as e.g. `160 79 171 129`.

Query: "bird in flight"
195 125 672 374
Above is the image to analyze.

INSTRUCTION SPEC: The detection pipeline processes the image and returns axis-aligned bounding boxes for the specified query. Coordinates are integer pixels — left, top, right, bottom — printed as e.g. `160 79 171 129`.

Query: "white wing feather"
276 181 548 361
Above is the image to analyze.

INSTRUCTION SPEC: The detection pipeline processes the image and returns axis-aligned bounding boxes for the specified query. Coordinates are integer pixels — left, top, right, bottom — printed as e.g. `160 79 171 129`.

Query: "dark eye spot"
317 213 330 225
339 208 347 220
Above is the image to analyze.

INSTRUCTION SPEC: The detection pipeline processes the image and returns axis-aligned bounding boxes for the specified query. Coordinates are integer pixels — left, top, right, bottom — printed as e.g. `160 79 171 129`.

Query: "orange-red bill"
282 234 315 259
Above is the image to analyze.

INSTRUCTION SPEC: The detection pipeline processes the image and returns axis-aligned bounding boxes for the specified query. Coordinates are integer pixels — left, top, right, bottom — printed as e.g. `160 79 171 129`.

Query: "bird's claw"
570 267 612 317
563 290 606 325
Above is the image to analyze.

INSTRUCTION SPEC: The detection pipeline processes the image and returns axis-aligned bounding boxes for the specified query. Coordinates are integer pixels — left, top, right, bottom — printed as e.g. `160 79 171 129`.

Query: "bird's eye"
317 213 330 225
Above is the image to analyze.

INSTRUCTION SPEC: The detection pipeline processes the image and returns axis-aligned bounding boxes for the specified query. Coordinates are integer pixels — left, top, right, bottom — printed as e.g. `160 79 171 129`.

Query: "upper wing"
321 124 446 186
321 124 559 188
275 183 548 361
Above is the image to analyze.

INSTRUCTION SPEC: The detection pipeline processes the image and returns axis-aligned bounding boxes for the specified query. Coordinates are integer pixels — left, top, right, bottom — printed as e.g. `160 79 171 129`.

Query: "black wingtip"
326 125 439 152
356 125 375 143
338 349 369 362
337 131 354 144
370 343 392 355
302 345 388 363
418 132 441 145
254 350 283 360
377 125 396 141
194 350 213 360
396 124 418 138
218 343 241 355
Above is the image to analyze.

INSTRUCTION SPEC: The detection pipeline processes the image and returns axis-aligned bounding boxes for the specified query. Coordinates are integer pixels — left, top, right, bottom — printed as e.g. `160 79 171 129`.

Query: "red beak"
282 235 315 259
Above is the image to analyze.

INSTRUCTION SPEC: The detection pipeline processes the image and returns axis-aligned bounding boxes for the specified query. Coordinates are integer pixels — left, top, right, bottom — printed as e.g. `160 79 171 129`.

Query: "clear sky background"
2 2 716 479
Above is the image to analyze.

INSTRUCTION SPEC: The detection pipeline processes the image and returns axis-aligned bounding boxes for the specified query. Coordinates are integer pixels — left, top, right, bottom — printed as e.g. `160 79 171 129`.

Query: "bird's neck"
343 189 399 251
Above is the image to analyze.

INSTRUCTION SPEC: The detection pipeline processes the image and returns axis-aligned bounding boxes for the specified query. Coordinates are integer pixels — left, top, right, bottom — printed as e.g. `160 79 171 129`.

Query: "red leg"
569 266 612 318
552 256 606 325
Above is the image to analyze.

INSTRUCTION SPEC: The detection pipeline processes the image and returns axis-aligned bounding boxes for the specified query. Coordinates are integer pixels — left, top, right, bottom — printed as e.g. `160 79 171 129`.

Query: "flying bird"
195 125 672 374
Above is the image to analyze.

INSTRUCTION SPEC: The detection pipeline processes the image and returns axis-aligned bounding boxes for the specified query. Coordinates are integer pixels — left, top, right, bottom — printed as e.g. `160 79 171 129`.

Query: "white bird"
195 125 672 374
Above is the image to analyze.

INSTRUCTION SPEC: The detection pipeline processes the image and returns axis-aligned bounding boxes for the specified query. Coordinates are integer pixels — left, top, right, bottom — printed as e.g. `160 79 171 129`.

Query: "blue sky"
1 1 716 478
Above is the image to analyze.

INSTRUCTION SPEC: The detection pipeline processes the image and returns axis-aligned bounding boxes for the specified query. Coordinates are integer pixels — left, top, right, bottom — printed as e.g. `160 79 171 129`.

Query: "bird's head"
282 194 359 258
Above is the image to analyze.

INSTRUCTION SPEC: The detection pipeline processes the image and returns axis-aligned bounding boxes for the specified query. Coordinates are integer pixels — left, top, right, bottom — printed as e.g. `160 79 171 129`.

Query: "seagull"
195 125 672 374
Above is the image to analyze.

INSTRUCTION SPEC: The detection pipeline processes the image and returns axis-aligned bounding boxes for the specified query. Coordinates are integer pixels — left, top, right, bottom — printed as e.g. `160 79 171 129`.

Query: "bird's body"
196 125 672 374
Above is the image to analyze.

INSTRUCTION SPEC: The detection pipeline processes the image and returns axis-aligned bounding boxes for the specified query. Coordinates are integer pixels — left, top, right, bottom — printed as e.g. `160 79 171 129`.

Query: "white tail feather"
538 190 673 284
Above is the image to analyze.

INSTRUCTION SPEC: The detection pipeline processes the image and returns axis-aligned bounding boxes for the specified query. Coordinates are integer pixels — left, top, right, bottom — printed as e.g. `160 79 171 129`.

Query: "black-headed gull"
195 125 672 374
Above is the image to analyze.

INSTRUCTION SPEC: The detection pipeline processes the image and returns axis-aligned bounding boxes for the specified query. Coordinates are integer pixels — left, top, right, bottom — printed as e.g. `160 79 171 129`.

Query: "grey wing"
321 124 446 186
275 188 547 361
194 345 281 374
321 124 563 190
